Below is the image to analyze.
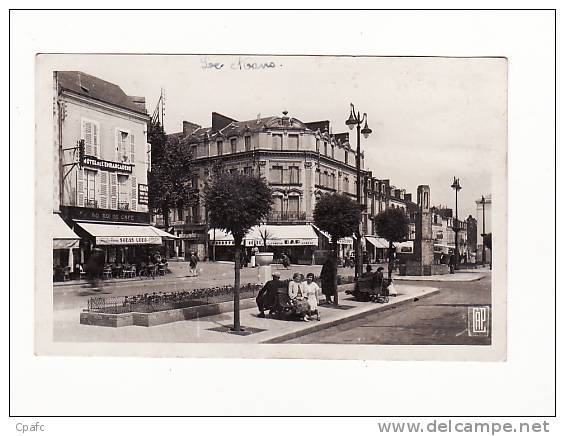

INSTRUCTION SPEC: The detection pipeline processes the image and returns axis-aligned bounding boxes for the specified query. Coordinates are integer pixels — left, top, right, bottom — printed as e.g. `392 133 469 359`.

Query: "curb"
394 275 484 282
261 289 440 344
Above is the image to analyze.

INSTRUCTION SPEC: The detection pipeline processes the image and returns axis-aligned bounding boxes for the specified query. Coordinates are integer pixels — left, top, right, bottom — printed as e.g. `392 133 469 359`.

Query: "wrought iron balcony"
267 211 307 222
84 199 98 208
118 202 130 211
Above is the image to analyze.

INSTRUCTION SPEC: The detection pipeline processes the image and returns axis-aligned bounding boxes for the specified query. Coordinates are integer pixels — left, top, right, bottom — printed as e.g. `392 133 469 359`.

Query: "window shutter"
130 133 135 164
76 168 84 207
146 143 151 172
130 175 137 211
83 120 93 156
110 173 118 209
99 171 108 209
93 123 99 157
115 129 120 161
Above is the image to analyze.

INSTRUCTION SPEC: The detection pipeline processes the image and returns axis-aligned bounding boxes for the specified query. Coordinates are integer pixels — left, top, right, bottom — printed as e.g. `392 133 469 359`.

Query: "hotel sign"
96 236 162 245
138 184 149 205
82 155 133 173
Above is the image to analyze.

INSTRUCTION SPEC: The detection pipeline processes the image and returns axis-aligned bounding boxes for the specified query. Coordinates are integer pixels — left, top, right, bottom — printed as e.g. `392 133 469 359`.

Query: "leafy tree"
204 172 272 331
374 208 410 280
313 193 363 305
148 122 193 235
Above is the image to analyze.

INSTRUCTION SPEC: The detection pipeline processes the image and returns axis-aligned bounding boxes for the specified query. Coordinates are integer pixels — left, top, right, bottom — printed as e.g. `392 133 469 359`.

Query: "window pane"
231 138 237 153
288 134 299 150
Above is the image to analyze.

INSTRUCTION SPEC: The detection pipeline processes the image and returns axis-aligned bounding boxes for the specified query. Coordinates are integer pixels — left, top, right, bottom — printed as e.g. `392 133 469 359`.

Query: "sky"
49 54 506 219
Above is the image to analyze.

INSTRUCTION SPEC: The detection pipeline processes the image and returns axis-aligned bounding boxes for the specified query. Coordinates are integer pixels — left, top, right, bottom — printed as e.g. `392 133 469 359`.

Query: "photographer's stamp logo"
468 306 490 336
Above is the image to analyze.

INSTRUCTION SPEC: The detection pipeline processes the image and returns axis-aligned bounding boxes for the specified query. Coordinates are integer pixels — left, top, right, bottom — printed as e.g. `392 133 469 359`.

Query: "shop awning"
53 214 80 249
311 224 354 245
208 225 319 247
208 228 235 246
395 240 414 253
151 227 179 240
365 236 389 249
247 225 319 246
75 221 165 246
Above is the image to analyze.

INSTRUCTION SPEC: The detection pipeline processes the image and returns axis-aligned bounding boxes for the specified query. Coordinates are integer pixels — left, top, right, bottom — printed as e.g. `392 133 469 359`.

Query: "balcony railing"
85 199 98 208
118 202 130 211
267 211 307 222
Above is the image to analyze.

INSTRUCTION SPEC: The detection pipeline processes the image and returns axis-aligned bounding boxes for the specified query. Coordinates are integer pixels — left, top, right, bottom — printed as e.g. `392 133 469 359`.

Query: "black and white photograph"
9 7 556 421
38 53 506 358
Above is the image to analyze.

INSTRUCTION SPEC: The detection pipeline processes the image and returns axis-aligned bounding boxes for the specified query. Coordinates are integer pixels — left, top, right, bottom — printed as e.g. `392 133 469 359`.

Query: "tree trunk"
388 240 394 281
233 234 242 331
163 207 170 259
332 236 339 307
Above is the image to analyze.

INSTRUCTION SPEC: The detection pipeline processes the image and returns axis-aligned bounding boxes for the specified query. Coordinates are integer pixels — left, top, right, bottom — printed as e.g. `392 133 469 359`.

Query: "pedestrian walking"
320 255 337 304
189 251 199 276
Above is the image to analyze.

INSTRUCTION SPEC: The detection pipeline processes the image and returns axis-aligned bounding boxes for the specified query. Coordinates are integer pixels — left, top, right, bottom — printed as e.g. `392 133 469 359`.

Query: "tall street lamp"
480 195 486 266
450 177 462 270
345 103 372 283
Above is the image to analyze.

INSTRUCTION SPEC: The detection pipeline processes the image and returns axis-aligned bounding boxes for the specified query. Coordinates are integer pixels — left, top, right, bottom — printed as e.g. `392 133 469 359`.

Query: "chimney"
405 193 412 203
183 121 201 137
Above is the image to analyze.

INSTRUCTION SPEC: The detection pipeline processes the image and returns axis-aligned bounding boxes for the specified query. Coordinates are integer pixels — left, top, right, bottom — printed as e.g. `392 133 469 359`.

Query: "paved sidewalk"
53 284 438 343
395 270 487 282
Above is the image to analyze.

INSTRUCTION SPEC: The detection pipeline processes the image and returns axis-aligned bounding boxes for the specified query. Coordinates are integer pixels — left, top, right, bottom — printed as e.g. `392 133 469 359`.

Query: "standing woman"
320 255 337 304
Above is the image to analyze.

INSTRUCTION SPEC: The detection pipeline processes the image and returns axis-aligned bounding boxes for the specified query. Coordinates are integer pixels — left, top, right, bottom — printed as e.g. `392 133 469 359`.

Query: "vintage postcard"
35 54 507 360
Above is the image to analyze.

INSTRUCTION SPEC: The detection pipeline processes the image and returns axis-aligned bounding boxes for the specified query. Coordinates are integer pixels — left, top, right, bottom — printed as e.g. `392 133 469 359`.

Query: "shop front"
364 236 389 263
60 206 176 268
207 225 319 264
52 213 81 281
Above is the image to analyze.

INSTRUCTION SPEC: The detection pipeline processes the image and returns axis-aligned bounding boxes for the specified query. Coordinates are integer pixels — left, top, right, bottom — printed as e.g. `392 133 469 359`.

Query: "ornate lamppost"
450 177 462 270
345 103 372 281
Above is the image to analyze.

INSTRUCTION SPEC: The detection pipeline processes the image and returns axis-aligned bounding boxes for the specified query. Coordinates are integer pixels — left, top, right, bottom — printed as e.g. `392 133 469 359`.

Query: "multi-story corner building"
430 206 471 261
156 110 420 264
161 112 367 263
53 71 172 278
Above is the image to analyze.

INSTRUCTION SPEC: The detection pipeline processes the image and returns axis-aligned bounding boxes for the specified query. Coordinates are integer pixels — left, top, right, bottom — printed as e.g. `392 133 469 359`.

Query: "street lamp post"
480 195 486 267
450 177 462 270
345 103 372 285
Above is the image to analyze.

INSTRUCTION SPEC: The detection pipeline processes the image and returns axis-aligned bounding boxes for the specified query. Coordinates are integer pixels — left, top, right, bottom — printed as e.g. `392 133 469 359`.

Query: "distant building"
52 71 170 279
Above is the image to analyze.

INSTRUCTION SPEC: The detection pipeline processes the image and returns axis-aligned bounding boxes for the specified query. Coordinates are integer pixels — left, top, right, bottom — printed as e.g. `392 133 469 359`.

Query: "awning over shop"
75 221 166 246
247 225 319 246
207 225 319 247
311 225 354 245
208 228 235 246
151 227 179 240
53 214 80 249
365 236 389 249
395 240 414 253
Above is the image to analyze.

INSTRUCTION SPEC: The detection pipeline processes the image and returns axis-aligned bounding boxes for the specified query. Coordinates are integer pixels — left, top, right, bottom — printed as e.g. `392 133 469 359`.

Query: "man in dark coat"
256 272 282 318
320 255 337 304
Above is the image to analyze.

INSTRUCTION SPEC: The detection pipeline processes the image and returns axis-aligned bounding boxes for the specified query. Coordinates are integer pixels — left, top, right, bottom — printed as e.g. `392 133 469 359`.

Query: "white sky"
52 54 506 219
